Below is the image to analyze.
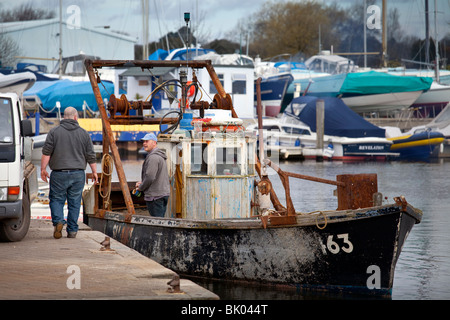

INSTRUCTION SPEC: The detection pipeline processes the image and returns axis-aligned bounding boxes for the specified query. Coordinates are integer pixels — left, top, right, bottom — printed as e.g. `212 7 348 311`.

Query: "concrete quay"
0 219 219 300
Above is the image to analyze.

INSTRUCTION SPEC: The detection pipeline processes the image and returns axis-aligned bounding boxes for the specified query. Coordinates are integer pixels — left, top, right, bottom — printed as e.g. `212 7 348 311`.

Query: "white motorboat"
246 96 397 161
411 82 450 116
0 71 36 95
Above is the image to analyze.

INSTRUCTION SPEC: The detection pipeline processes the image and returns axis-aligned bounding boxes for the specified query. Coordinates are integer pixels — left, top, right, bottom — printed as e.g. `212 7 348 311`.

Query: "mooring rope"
299 210 328 230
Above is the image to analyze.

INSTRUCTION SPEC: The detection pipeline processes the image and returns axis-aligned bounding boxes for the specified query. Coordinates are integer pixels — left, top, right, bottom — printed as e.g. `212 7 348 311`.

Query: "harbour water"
107 156 450 300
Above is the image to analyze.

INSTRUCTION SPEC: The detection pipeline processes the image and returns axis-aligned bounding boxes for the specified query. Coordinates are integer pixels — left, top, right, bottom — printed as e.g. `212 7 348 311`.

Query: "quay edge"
0 219 219 300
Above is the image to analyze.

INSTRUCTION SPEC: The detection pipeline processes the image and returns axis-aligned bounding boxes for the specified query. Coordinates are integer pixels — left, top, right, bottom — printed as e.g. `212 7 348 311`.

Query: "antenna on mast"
179 12 191 115
184 12 191 64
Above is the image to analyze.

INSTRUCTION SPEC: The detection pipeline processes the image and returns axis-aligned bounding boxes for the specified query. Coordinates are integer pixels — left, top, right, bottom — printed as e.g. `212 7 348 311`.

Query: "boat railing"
253 157 380 227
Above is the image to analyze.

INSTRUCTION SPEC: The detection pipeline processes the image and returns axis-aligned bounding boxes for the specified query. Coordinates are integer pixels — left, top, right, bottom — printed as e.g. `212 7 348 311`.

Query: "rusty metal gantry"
84 59 239 221
85 59 381 225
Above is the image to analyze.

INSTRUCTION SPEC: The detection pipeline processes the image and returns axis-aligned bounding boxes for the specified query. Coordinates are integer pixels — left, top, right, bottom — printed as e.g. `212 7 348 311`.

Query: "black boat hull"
87 203 421 297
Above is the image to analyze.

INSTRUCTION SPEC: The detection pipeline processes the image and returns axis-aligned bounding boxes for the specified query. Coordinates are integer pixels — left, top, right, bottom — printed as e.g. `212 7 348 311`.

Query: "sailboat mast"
142 0 149 59
59 0 62 79
425 0 430 65
434 0 440 82
382 0 387 67
364 0 367 68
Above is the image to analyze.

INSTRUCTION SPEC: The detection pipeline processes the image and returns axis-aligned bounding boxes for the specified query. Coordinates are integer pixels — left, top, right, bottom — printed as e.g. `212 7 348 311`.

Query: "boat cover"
0 71 37 93
24 79 114 112
339 71 433 95
281 71 434 112
286 96 386 138
148 49 169 60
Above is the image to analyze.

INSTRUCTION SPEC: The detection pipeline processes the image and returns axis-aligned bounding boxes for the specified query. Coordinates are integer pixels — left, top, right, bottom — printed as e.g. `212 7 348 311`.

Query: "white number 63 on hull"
320 233 354 255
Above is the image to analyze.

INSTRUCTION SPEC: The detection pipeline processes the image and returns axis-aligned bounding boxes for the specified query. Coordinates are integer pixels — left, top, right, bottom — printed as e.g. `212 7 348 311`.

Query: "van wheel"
0 191 31 242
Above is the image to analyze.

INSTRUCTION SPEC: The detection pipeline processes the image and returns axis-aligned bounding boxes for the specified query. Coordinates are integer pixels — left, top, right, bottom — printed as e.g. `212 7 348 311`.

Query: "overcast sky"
1 0 449 44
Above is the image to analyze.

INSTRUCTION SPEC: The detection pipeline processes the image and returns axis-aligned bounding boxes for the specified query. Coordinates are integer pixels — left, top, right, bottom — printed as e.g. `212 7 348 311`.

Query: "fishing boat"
82 59 422 297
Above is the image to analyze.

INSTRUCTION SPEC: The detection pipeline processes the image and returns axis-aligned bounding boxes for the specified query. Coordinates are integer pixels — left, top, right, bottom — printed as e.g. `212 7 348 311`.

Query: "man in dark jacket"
41 107 98 239
135 132 170 217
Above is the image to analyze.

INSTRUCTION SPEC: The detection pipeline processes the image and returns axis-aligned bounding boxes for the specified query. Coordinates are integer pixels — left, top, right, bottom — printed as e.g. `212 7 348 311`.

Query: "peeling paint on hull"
87 204 421 297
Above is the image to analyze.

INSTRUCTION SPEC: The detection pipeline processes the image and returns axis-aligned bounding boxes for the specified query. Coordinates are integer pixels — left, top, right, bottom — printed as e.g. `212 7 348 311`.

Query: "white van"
0 92 38 241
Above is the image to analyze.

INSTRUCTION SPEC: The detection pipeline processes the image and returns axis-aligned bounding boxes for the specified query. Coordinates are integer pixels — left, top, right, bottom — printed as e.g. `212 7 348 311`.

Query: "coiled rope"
99 153 113 210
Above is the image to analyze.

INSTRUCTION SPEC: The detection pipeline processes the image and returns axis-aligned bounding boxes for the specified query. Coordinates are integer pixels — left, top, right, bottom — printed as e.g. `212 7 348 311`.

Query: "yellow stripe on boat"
390 137 445 150
78 118 159 132
387 134 412 141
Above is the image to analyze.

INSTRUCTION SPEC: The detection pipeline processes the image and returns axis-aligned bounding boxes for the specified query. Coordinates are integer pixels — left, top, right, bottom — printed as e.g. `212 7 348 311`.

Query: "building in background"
0 18 136 72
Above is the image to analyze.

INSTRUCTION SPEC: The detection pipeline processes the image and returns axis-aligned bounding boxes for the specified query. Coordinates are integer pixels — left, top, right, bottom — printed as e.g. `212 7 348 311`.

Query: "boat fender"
256 180 271 214
256 189 271 213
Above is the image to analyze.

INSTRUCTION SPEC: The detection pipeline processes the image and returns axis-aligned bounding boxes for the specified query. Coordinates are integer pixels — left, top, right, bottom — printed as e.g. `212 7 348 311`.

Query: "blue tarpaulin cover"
24 79 114 112
286 96 386 138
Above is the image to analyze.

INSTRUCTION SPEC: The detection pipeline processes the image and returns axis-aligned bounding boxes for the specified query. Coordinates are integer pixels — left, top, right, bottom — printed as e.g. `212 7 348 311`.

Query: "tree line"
1 1 448 70
218 0 449 69
141 1 449 69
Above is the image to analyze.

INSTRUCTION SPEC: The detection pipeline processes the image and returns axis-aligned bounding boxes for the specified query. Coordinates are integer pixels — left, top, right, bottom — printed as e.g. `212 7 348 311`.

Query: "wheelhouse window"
232 74 246 94
190 143 208 175
216 146 242 175
262 125 280 131
282 126 311 135
247 141 256 175
65 60 85 76
209 74 224 95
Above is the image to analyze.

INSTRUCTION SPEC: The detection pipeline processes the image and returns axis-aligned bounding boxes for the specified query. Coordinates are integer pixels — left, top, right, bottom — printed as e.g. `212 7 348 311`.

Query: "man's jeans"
49 170 85 233
146 196 169 217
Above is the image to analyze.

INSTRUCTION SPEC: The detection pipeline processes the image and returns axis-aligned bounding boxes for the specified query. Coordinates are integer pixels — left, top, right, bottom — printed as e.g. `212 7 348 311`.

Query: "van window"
0 98 14 144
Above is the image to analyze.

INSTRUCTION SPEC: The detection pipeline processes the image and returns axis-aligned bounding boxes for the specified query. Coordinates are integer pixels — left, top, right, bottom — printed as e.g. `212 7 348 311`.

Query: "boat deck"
0 219 218 300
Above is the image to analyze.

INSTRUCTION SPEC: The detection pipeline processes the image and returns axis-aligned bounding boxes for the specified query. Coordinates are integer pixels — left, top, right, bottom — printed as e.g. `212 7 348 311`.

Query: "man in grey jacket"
41 107 98 239
135 132 170 217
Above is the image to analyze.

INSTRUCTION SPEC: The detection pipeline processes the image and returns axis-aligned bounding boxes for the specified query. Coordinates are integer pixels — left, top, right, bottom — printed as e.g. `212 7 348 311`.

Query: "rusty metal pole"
85 60 136 221
205 63 226 99
205 62 238 118
179 70 187 114
255 77 266 176
262 159 295 216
